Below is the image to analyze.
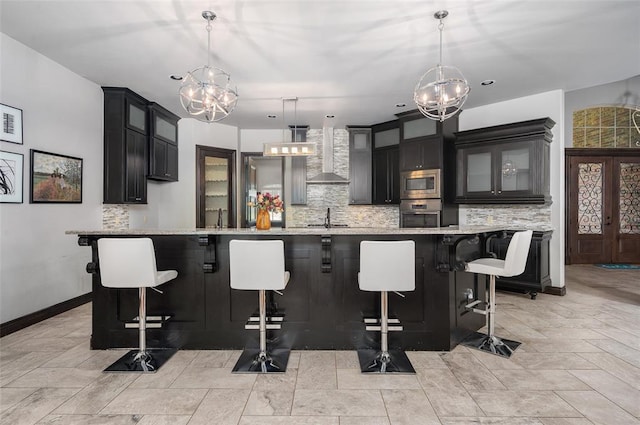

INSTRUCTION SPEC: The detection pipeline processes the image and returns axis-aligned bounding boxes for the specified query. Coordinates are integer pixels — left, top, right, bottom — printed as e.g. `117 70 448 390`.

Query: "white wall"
0 33 103 323
459 90 565 288
128 119 240 229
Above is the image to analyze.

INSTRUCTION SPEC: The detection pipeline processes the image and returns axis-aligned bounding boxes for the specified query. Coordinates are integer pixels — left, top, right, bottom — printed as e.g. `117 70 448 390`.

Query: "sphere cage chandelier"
179 11 238 123
413 10 470 122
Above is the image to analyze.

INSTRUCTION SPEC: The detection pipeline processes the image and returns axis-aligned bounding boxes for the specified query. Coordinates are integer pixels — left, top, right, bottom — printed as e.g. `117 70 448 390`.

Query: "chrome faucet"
324 207 331 229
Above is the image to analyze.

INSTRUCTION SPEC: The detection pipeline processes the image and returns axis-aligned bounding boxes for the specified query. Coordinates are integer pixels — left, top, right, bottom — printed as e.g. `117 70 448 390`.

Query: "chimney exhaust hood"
307 127 350 184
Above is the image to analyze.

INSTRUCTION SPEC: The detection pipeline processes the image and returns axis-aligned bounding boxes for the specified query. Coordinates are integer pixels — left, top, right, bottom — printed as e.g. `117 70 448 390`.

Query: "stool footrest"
245 320 282 330
249 314 284 322
464 300 487 315
363 317 400 324
363 317 402 331
365 325 403 331
125 315 171 329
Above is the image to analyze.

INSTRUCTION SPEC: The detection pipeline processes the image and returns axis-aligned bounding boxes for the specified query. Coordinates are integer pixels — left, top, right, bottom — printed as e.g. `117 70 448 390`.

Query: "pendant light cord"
281 99 285 142
206 21 212 68
438 19 444 66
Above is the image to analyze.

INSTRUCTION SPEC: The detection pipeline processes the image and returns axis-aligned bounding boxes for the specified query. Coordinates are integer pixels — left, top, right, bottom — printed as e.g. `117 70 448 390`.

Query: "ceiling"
1 1 639 129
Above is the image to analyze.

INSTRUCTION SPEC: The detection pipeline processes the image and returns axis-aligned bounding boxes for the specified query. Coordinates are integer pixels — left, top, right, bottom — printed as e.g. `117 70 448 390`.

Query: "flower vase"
256 209 271 230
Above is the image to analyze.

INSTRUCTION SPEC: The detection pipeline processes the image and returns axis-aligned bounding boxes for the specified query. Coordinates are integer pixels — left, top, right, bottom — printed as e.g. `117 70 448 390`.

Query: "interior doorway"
196 145 236 228
566 148 640 264
241 152 285 228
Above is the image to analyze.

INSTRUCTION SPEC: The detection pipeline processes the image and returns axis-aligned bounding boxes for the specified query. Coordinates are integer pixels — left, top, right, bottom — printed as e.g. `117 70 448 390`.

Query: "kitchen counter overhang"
70 226 505 351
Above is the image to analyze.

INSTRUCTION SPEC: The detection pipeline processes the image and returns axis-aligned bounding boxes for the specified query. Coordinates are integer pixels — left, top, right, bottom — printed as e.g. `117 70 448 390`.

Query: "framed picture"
1 104 23 145
30 149 82 203
0 150 24 203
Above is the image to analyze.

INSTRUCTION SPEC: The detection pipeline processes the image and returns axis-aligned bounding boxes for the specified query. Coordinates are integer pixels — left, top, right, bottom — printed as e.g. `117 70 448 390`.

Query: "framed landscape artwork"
30 149 82 203
0 150 24 203
1 104 23 144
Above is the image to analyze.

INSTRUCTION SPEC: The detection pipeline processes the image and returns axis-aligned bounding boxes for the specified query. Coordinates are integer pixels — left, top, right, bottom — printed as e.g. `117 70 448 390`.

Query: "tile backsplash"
102 204 129 229
287 128 399 228
460 204 553 230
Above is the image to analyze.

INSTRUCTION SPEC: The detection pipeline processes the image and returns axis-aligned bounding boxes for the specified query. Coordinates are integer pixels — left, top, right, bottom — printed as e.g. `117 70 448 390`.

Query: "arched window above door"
572 106 640 148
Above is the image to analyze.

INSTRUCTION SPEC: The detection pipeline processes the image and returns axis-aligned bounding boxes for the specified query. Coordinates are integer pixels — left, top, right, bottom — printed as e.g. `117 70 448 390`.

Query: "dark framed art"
0 150 24 203
30 149 82 203
1 104 23 145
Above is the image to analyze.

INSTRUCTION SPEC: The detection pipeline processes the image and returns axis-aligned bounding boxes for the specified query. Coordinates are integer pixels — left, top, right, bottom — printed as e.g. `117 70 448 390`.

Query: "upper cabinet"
454 118 555 204
397 110 458 172
372 121 400 205
103 87 148 204
148 103 179 182
103 87 179 204
347 127 372 205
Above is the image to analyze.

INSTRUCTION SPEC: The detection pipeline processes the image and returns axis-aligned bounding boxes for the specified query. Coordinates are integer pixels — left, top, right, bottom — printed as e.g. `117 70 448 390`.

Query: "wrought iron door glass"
578 162 603 235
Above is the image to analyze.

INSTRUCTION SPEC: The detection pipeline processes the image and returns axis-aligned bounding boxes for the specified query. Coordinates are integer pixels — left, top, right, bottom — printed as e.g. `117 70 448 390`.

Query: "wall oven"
400 199 441 228
400 169 441 199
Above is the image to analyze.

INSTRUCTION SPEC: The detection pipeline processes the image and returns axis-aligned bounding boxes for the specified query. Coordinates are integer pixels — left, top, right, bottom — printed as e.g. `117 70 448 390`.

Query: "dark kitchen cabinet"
372 147 399 204
103 87 148 204
348 127 372 204
397 110 458 172
489 230 553 299
455 118 555 204
372 121 400 205
399 136 442 171
148 103 179 182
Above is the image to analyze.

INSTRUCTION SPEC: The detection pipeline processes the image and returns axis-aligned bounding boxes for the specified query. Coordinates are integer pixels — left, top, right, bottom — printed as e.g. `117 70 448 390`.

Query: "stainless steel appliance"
400 199 441 228
400 169 441 199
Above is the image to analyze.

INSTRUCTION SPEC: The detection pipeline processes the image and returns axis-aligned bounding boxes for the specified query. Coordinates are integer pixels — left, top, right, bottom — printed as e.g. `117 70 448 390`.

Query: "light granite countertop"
66 225 513 236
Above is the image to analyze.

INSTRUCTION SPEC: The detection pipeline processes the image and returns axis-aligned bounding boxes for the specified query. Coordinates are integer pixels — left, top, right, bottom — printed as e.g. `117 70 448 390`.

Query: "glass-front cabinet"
455 118 555 204
148 103 179 182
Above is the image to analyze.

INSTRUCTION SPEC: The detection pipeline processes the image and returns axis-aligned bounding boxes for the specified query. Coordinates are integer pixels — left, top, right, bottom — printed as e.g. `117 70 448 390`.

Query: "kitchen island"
68 226 504 351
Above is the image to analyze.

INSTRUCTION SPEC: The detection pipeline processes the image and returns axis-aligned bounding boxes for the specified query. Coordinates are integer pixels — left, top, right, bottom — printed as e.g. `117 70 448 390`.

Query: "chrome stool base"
462 331 521 358
232 348 290 373
357 348 416 374
104 348 177 373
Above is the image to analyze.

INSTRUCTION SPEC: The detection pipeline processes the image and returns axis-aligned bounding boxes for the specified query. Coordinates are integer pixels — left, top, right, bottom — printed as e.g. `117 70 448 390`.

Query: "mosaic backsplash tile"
102 204 129 229
460 204 552 230
288 127 399 228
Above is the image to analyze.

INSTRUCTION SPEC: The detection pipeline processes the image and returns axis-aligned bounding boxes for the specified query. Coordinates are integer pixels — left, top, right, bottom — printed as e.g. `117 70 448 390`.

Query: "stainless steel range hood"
306 127 350 184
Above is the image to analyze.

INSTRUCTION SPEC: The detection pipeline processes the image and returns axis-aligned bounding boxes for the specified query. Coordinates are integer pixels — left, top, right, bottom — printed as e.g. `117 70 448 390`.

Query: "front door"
567 151 640 263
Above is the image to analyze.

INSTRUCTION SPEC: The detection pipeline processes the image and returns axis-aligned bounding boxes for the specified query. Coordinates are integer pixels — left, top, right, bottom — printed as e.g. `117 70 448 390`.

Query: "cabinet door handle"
135 197 142 201
491 191 495 194
165 173 171 176
498 190 502 194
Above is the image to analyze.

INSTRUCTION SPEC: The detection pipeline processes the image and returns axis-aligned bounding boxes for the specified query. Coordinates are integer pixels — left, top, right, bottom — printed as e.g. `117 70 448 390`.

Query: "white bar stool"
229 239 290 373
462 230 533 357
97 238 178 372
358 240 416 374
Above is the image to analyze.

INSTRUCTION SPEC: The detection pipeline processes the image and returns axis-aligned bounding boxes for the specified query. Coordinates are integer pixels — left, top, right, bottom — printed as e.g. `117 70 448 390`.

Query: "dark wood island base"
71 227 505 352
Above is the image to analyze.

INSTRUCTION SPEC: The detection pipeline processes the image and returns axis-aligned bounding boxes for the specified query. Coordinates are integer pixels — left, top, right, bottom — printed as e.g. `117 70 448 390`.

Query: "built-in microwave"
400 169 441 199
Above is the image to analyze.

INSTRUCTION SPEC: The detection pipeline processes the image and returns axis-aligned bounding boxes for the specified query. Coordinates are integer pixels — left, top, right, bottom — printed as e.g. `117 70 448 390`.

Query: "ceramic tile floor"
1 264 639 425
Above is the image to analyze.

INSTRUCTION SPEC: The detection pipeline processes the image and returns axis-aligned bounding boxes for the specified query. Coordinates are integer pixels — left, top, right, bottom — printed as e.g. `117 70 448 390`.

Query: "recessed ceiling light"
169 74 183 81
267 114 277 119
395 103 406 108
325 114 335 118
481 79 495 86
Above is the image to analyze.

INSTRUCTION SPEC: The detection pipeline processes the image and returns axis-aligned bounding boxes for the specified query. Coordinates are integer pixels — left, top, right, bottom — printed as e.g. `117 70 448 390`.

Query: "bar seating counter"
68 226 505 352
